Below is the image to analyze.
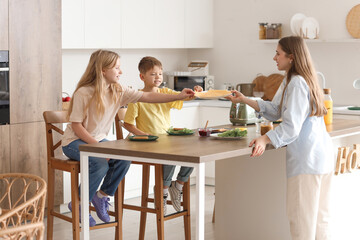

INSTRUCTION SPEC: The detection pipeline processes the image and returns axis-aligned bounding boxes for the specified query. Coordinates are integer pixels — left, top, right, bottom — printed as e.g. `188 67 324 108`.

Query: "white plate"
301 17 319 39
353 79 360 90
209 133 245 140
290 13 307 36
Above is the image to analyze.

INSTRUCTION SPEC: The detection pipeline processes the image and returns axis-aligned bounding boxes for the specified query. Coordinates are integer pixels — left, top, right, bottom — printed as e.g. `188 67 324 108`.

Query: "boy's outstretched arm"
139 88 195 103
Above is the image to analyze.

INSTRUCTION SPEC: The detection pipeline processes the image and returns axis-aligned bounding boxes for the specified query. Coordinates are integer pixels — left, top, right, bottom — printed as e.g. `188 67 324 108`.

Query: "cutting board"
252 73 284 101
346 4 360 38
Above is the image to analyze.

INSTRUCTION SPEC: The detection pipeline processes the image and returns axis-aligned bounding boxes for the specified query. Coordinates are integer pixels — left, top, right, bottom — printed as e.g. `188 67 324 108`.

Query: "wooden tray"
346 4 360 38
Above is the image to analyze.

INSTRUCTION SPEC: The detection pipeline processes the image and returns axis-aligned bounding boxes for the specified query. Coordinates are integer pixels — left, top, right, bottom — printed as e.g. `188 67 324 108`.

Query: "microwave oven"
167 75 214 91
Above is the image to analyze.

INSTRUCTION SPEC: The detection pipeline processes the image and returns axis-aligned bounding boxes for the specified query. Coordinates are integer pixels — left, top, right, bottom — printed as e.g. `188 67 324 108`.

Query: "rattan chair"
0 173 47 240
115 108 191 240
43 111 124 240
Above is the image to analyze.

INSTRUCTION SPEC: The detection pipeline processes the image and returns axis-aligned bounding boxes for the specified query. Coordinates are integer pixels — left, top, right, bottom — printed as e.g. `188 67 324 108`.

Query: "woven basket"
346 4 360 38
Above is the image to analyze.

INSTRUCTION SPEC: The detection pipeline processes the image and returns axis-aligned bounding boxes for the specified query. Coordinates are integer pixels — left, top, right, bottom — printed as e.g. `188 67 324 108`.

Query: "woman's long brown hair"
278 36 327 116
67 50 122 120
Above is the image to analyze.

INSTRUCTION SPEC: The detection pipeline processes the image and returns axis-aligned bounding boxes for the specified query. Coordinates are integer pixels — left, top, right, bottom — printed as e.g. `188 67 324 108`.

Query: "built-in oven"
0 51 9 125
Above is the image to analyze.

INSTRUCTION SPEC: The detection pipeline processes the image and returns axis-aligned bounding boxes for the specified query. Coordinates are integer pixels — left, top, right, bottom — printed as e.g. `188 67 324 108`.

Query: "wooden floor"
45 185 215 240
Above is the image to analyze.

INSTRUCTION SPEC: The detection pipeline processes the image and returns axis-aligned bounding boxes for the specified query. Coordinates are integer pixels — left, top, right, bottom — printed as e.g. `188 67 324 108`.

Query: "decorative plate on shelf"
301 17 319 39
290 13 307 36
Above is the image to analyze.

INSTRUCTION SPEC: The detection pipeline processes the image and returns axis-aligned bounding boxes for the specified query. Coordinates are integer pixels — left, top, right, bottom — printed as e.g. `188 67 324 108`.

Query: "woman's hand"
249 134 271 157
225 90 246 103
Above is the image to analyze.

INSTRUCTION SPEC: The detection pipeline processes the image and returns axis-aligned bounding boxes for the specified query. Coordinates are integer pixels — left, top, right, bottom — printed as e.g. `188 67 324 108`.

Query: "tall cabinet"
1 0 62 203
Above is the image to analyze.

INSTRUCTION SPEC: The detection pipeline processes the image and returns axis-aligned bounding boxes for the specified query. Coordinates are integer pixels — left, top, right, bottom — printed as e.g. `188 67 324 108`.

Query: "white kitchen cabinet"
199 106 230 127
62 0 213 49
62 0 84 48
0 0 8 50
185 0 213 48
84 0 121 48
170 107 200 129
122 0 184 48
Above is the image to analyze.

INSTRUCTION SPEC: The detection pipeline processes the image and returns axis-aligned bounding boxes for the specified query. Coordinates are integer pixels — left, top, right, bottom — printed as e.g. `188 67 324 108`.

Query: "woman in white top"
227 36 333 240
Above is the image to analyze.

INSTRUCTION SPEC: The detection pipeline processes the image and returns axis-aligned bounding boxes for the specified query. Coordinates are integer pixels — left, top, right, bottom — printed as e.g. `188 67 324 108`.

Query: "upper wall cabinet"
0 0 9 50
62 0 213 49
62 0 121 49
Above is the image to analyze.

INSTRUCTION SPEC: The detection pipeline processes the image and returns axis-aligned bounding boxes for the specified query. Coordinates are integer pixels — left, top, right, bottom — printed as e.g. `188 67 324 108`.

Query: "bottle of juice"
324 88 333 125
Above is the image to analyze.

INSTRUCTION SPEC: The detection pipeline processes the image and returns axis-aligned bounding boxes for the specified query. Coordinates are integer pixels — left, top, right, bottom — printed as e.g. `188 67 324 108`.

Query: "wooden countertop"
79 118 360 164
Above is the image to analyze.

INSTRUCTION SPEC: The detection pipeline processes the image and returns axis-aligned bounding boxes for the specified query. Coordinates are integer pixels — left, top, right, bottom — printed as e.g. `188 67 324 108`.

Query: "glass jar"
258 23 267 40
266 23 282 39
260 120 273 135
323 88 333 125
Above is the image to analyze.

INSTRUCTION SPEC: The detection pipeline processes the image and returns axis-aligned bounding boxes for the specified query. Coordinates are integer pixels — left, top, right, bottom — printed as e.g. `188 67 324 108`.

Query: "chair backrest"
0 173 47 239
43 111 68 159
115 107 127 140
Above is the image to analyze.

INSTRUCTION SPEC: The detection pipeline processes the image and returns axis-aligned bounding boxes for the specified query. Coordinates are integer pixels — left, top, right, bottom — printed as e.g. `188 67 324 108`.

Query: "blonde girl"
62 50 194 226
227 36 333 239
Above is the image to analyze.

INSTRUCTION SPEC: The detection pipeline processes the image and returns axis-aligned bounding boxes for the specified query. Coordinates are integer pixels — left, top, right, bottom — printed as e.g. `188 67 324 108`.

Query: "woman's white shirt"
257 75 334 178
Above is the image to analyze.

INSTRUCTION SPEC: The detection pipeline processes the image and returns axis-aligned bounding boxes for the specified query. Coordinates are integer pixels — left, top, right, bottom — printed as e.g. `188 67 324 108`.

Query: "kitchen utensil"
290 13 307 36
229 97 262 125
204 120 209 129
301 17 319 39
346 4 360 38
235 83 256 97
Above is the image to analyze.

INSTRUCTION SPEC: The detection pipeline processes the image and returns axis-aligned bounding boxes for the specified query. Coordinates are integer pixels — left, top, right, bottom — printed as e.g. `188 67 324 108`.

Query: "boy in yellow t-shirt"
124 56 202 215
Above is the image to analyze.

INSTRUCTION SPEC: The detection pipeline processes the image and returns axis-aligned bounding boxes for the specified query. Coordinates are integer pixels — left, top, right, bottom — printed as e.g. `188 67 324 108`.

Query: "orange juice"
323 89 333 125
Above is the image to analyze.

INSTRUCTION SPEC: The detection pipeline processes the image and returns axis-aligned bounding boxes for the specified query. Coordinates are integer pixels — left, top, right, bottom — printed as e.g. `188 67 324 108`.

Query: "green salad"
218 128 247 137
167 127 194 134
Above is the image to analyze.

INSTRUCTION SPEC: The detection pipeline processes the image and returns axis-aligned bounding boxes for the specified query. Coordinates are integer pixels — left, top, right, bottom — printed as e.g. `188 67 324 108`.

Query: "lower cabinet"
10 121 63 206
0 125 10 174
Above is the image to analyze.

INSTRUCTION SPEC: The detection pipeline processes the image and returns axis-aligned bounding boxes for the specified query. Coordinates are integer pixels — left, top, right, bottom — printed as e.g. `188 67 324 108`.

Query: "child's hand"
194 85 203 92
178 88 195 99
225 90 246 103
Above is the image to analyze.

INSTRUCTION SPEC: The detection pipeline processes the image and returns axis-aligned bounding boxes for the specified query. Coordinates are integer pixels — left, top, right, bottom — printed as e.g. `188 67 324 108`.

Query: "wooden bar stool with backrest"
115 108 191 240
43 110 124 240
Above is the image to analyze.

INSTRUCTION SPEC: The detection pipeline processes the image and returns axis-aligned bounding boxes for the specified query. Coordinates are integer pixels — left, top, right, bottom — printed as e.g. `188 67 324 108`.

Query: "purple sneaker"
91 194 111 223
68 201 96 227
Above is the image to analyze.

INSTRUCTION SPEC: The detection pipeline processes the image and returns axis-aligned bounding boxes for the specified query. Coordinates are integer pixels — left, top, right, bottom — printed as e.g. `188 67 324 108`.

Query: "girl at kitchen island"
123 56 202 215
62 50 195 226
226 36 333 240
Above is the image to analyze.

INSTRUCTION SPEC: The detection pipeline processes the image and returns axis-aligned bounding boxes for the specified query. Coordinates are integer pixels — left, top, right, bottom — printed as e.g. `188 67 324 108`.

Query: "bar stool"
115 108 191 240
43 111 124 240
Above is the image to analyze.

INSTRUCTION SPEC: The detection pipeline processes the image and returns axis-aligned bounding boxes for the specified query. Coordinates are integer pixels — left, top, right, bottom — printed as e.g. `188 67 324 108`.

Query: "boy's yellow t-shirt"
124 88 183 135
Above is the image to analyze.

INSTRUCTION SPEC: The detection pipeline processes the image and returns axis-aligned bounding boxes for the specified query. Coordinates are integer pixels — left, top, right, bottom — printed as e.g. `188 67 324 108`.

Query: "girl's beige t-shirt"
62 85 143 146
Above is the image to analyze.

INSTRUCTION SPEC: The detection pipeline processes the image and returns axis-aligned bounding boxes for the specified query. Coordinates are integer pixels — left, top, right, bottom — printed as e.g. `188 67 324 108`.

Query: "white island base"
215 134 360 240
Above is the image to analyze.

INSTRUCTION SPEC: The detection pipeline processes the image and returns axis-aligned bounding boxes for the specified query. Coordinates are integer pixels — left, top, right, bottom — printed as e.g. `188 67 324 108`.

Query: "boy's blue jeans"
163 165 194 187
62 138 131 201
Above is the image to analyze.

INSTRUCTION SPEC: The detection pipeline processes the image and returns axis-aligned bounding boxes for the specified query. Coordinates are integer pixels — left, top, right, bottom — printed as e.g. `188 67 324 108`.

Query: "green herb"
218 128 247 137
167 127 194 134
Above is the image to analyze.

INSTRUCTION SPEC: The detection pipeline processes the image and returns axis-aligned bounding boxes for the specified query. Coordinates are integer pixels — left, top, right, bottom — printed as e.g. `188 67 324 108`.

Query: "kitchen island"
78 118 360 240
215 119 360 240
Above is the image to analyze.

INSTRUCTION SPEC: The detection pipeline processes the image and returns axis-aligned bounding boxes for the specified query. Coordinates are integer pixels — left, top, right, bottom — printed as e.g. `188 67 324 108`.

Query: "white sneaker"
154 186 168 216
168 181 182 212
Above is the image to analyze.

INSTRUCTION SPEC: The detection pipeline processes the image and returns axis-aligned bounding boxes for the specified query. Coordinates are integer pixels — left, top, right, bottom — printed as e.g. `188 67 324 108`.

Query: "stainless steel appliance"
0 51 9 125
229 97 261 126
167 74 214 91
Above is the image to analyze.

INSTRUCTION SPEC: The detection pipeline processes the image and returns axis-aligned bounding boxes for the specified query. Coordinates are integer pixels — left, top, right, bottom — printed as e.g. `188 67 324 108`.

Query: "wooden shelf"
259 39 360 43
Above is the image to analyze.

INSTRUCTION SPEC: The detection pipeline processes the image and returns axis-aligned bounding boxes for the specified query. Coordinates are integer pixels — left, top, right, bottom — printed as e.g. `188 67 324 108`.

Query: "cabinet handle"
0 67 9 72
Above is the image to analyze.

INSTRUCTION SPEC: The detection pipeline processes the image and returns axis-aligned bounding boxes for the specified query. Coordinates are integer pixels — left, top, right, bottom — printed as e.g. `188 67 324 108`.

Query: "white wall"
189 0 360 106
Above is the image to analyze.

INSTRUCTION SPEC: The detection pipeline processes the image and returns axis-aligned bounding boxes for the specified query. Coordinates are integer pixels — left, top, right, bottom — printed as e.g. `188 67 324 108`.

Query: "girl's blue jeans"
62 138 131 201
163 165 193 187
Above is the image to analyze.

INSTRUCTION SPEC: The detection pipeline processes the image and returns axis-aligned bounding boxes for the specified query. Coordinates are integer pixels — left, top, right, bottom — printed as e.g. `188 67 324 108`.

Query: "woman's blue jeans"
62 139 131 201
